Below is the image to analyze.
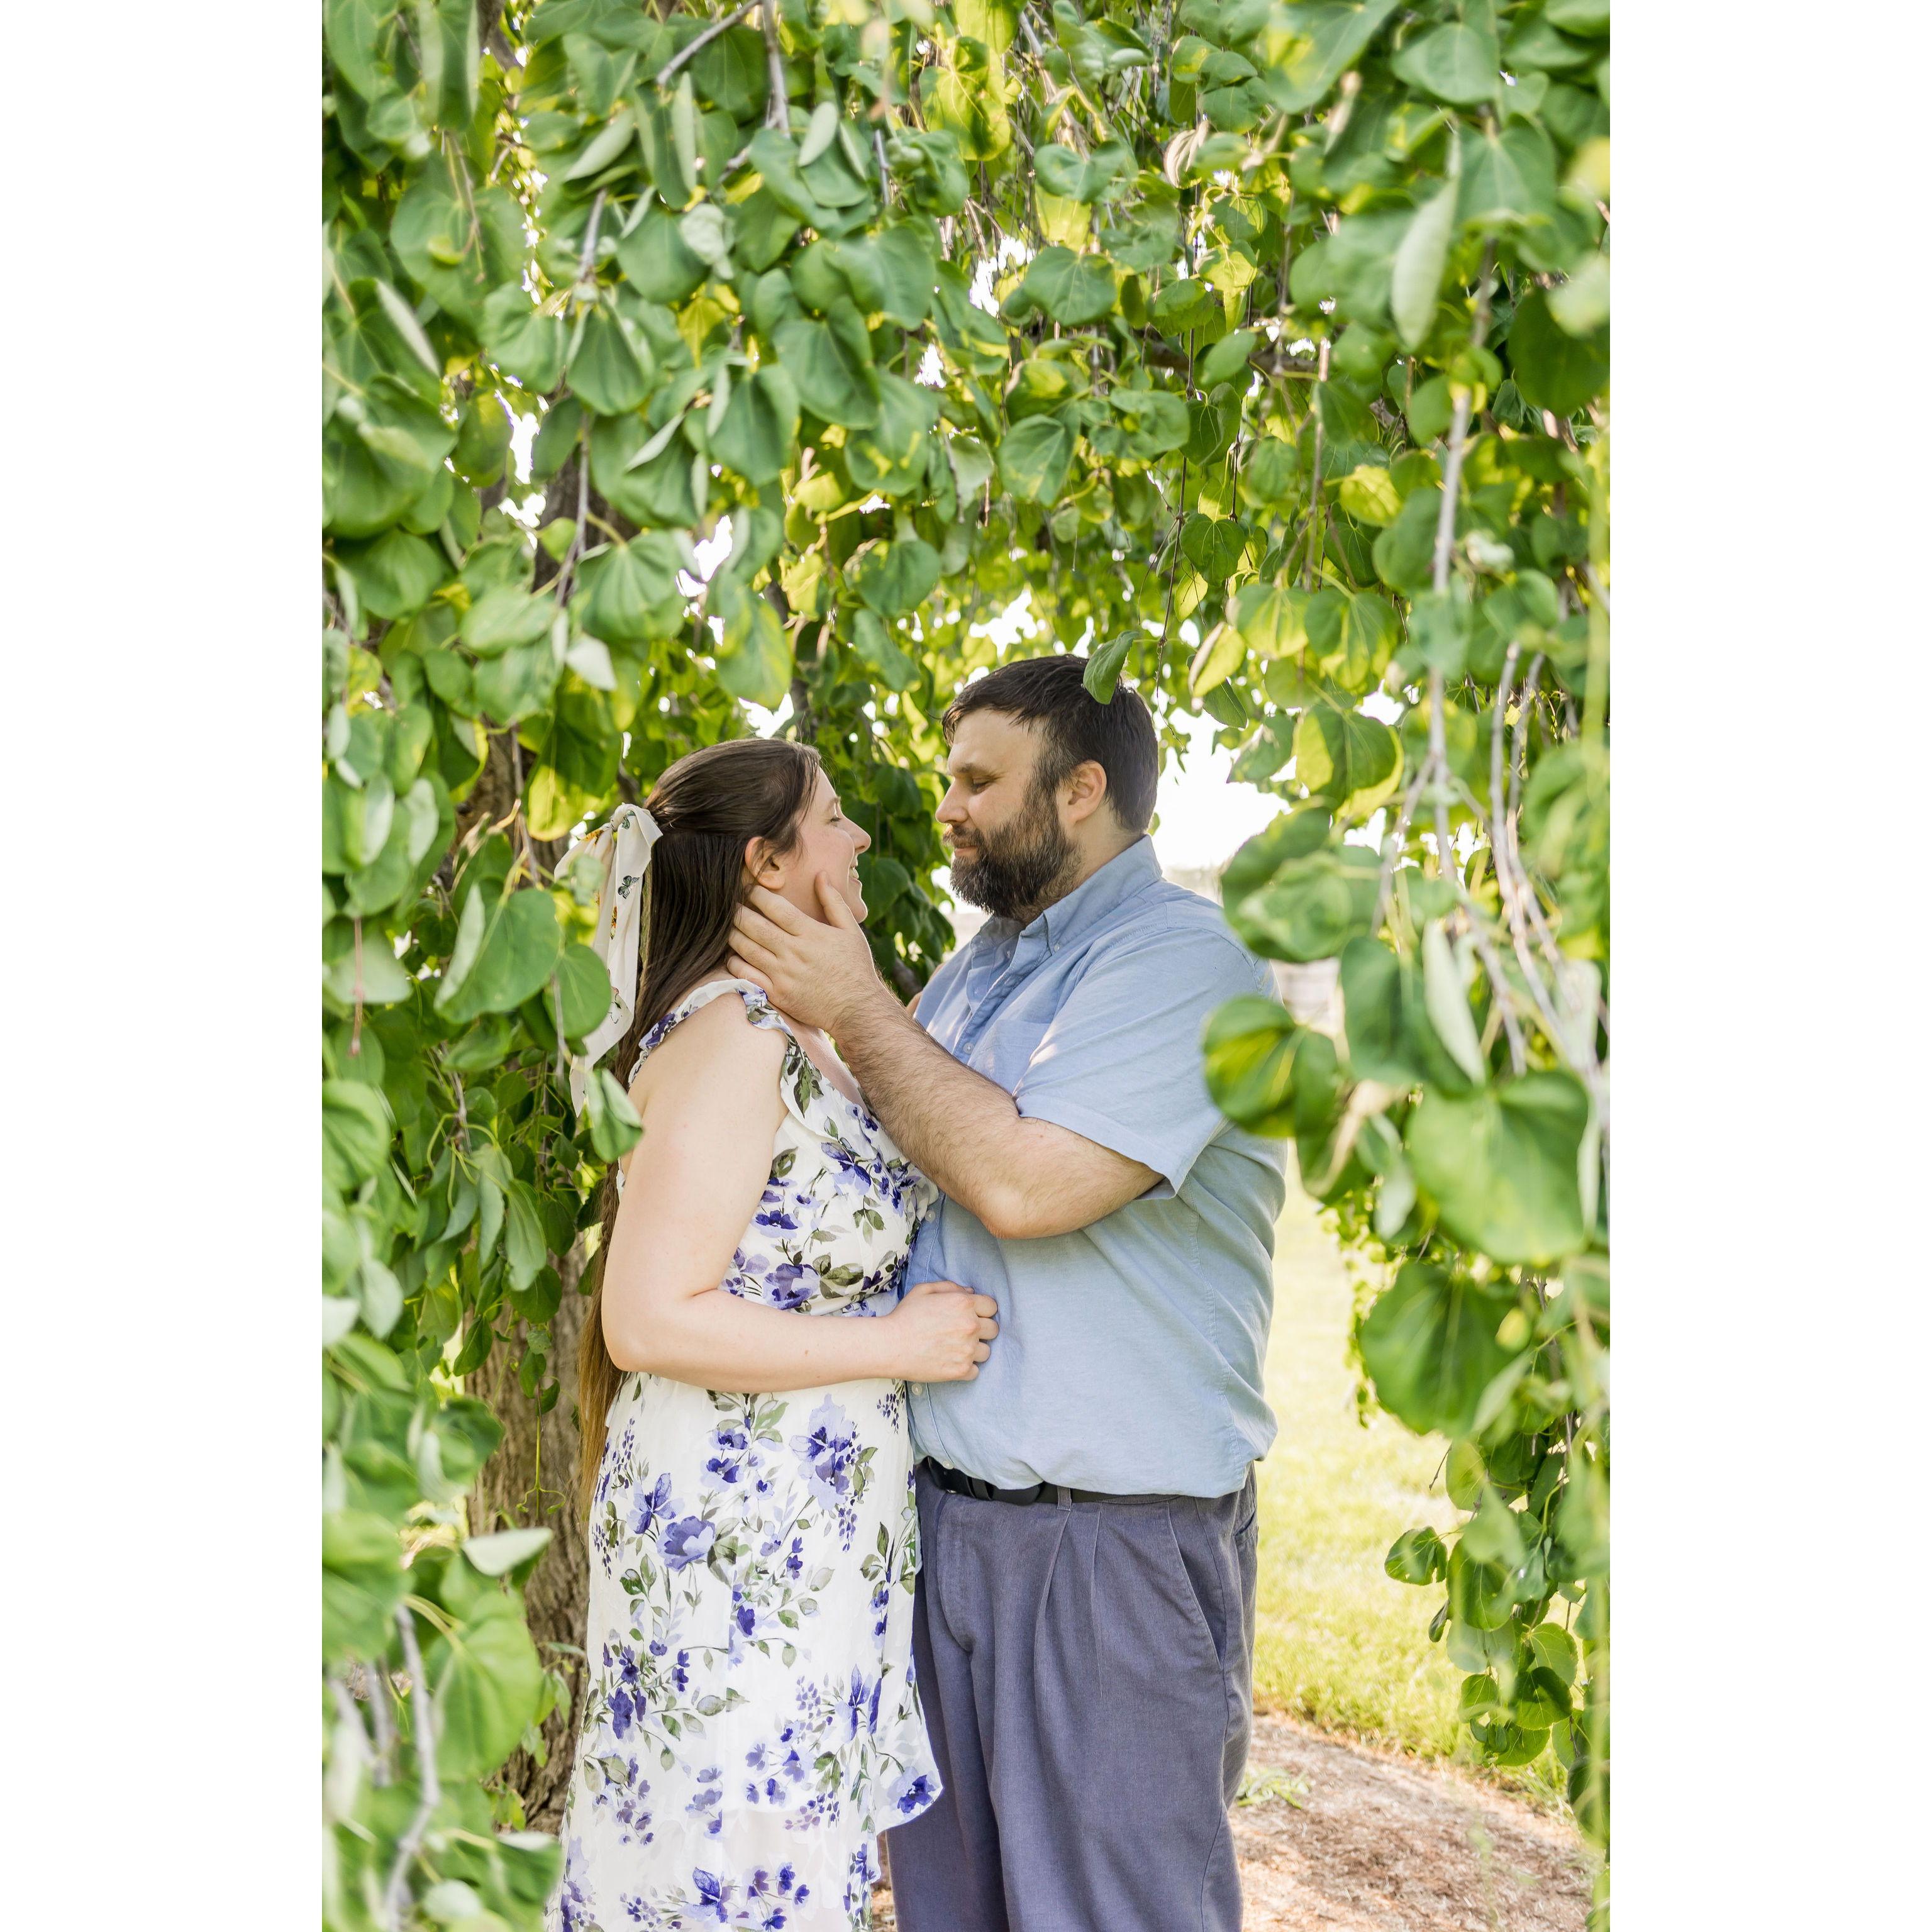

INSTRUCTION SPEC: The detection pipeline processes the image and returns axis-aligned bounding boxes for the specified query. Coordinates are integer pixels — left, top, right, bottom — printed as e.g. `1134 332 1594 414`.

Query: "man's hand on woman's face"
729 875 886 1034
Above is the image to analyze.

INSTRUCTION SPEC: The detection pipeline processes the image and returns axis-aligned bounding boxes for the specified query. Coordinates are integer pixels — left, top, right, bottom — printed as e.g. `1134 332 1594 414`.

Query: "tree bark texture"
456 718 591 1831
467 1241 592 1831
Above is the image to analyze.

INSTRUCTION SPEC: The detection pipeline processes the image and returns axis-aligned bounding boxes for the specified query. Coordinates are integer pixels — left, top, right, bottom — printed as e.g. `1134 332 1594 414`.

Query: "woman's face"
754 769 871 923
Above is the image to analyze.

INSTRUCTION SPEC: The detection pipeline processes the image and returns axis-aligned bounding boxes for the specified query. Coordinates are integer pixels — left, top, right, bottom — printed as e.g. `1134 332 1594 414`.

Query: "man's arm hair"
834 997 1157 1240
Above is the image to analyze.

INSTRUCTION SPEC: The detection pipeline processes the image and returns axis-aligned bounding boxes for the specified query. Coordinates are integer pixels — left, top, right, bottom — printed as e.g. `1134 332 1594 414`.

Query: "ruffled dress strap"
626 975 837 1143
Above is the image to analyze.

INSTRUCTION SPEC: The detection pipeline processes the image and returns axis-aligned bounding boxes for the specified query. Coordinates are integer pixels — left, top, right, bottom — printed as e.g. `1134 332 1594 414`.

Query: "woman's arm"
600 995 996 1392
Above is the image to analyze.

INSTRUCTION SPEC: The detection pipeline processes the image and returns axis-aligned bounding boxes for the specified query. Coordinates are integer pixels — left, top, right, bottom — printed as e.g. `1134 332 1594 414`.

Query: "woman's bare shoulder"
627 985 786 1113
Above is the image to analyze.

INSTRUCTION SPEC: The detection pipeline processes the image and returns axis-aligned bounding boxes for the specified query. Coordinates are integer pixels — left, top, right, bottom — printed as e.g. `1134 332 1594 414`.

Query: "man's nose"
936 784 965 824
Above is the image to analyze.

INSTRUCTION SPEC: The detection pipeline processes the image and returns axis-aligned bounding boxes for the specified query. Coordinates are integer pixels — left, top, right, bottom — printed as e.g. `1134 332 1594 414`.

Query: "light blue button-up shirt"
906 837 1288 1498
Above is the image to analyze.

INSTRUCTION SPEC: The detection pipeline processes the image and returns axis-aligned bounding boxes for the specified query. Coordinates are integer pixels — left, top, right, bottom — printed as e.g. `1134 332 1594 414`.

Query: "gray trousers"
886 1463 1260 1932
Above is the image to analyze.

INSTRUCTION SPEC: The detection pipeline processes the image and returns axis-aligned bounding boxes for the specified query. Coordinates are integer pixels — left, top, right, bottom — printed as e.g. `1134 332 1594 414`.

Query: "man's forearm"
832 987 1156 1238
833 987 1030 1222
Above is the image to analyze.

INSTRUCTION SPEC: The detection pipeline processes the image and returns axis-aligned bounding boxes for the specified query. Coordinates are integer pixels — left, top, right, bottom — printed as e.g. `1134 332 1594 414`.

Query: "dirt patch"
871 1714 1595 1931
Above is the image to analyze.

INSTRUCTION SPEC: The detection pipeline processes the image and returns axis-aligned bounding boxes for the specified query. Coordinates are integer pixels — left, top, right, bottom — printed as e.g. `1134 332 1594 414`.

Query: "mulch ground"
870 1714 1596 1931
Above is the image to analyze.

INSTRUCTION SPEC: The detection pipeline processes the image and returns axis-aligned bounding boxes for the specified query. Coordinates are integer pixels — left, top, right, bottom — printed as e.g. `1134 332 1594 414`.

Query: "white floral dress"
550 979 941 1932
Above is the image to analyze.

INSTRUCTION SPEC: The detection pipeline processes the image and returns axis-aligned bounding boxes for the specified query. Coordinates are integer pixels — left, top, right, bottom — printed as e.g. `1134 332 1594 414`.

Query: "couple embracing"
550 656 1288 1932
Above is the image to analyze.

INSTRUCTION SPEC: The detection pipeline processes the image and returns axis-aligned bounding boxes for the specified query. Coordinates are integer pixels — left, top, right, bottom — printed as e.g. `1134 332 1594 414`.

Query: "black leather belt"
921 1459 1195 1508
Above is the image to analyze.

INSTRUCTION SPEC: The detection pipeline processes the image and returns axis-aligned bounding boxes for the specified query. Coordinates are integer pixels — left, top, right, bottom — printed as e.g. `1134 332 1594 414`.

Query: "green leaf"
848 610 918 692
1385 1526 1449 1585
615 208 708 304
1408 584 1473 679
323 1079 393 1193
711 364 799 484
845 372 938 496
998 414 1077 504
1228 843 1381 962
1202 994 1302 1136
1543 0 1609 33
1306 589 1399 690
852 537 941 618
1336 464 1402 528
1198 326 1259 391
1294 705 1401 811
1189 622 1246 697
1180 513 1249 582
555 941 616 1041
462 1527 553 1578
1339 938 1429 1087
1389 182 1457 352
1358 1262 1516 1438
481 286 566 392
461 588 552 658
323 1509 404 1658
565 104 639 181
1255 0 1404 115
1457 125 1559 233
1223 808 1334 904
1082 634 1135 703
1421 919 1486 1084
345 530 445 619
1408 1072 1592 1265
569 306 654 416
1241 435 1301 507
1372 486 1443 594
391 170 523 329
1390 23 1499 106
1507 287 1608 418
872 225 938 328
772 316 879 428
1113 387 1192 458
580 535 683 643
438 889 564 1023
434 1596 545 1779
1012 245 1118 326
957 0 1018 55
585 1064 643 1159
709 578 792 707
504 1179 548 1291
1228 580 1311 660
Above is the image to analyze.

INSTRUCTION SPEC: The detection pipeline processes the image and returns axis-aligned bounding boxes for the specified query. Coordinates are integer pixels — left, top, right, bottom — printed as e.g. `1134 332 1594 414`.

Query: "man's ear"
1062 759 1110 827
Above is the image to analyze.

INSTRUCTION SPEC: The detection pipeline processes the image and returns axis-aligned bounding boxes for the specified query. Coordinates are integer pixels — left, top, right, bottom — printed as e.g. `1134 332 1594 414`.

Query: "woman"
549 738 997 1932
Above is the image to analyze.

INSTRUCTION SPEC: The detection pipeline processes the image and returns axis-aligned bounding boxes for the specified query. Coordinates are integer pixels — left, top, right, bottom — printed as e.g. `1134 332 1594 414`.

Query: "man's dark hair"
941 655 1159 835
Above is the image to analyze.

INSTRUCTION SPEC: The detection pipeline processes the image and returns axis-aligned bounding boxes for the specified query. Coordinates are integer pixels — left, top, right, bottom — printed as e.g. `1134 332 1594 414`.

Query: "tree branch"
1424 242 1524 1074
382 1606 442 1929
653 1 760 92
759 0 789 131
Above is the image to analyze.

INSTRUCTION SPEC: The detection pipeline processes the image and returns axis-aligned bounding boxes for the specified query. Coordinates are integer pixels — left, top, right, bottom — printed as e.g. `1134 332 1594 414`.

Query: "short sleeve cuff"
1015 1092 1208 1201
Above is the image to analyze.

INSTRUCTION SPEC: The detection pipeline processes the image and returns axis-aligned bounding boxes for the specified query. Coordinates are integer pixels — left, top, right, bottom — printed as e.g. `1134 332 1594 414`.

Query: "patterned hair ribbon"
566 802 663 1116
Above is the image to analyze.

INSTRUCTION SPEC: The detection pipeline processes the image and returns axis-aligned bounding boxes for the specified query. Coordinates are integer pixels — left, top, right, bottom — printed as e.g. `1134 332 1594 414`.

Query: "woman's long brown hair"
576 736 822 1511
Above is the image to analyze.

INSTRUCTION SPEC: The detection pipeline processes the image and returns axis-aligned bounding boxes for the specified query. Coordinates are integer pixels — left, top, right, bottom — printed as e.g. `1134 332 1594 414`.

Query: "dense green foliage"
321 1 1607 1923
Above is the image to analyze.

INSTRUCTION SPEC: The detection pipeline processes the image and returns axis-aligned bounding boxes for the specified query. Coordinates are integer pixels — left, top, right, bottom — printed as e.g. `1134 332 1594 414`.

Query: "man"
727 655 1287 1932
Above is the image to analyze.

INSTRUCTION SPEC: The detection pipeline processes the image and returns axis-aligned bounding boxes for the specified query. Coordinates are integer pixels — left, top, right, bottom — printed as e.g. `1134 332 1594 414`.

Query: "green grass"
1252 1182 1464 1758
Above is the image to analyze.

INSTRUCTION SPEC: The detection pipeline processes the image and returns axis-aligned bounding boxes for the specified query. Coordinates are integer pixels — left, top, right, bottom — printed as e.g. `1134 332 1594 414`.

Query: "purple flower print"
660 1516 716 1571
609 1685 635 1739
726 1248 818 1310
887 1768 938 1816
628 1472 673 1540
705 1422 757 1487
689 1868 735 1921
838 1665 881 1742
791 1400 857 1509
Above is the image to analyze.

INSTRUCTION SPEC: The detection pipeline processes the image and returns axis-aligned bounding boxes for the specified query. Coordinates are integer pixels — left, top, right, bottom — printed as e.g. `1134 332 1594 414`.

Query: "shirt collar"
1007 836 1160 954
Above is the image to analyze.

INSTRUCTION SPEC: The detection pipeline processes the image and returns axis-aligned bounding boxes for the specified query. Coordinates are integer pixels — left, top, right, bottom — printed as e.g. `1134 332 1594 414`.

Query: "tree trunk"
467 1241 592 1831
455 714 592 1832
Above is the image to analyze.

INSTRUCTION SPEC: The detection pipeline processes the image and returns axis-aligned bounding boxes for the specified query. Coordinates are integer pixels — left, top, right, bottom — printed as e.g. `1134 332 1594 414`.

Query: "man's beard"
948 780 1079 923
